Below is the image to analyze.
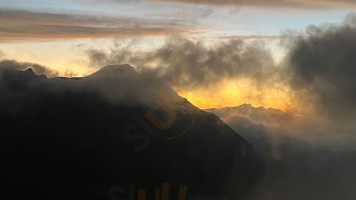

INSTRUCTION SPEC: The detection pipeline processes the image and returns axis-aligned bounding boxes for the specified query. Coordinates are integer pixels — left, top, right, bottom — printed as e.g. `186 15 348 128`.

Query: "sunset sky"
1 0 355 111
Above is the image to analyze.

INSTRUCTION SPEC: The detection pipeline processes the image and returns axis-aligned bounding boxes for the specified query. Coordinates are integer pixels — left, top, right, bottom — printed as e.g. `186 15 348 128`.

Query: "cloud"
207 104 356 200
84 12 356 118
86 37 280 90
84 36 294 111
205 16 356 194
200 13 356 198
287 12 356 118
142 38 277 89
0 10 197 41
148 0 356 8
83 12 356 117
200 13 356 150
0 60 59 77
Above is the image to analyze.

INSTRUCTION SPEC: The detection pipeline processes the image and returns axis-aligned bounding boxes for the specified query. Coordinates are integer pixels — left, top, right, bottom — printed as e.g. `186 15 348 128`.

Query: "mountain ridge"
0 64 263 200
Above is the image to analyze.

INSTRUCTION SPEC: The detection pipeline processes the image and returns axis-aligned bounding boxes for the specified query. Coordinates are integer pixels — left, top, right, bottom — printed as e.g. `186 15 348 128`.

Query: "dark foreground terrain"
0 64 262 200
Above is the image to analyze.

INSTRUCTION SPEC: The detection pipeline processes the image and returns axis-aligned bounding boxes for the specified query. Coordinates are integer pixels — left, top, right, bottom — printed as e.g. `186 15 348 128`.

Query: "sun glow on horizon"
174 79 298 112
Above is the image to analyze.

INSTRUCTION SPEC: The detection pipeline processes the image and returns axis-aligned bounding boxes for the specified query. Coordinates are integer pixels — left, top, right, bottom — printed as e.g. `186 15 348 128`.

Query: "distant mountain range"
0 65 263 200
206 104 293 124
205 104 295 155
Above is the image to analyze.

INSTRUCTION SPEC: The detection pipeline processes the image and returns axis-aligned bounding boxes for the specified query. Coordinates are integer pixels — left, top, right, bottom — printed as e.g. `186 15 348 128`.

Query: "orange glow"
174 79 297 112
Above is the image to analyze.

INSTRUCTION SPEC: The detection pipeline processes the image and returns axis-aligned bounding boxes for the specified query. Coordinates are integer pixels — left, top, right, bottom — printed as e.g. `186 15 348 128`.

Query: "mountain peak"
88 64 138 78
25 68 34 73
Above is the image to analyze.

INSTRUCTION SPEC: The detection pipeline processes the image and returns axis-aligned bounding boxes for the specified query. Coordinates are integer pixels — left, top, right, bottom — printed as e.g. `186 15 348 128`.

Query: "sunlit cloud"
0 10 201 41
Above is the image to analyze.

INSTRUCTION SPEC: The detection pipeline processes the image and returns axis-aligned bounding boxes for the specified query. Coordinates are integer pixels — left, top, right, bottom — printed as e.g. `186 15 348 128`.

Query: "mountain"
206 104 293 124
0 65 263 200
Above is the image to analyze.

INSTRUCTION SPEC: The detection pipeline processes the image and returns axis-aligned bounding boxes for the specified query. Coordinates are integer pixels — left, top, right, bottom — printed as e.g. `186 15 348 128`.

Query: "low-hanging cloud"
86 37 281 91
207 103 356 200
0 60 59 77
288 12 356 118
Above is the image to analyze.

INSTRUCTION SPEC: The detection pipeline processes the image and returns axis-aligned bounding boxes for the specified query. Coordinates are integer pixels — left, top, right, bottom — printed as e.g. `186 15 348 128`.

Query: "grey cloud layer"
288 13 356 118
207 104 356 200
0 10 195 41
0 60 59 77
86 38 279 90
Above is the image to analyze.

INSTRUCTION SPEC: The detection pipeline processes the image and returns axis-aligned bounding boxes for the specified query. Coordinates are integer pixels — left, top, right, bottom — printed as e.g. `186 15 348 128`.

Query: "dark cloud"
0 60 59 77
199 16 356 198
200 13 356 196
86 37 280 90
207 104 356 200
288 12 356 118
0 10 196 41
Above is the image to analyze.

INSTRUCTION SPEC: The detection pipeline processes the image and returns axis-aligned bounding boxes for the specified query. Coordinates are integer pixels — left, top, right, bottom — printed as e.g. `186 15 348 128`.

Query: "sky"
0 0 355 111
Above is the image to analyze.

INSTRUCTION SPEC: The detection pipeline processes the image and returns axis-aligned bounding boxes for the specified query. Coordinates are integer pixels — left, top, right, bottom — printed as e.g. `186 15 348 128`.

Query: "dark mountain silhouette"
0 65 263 200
